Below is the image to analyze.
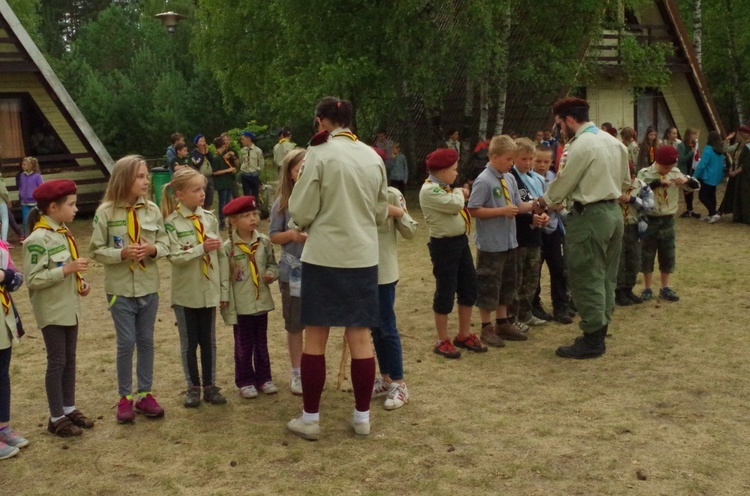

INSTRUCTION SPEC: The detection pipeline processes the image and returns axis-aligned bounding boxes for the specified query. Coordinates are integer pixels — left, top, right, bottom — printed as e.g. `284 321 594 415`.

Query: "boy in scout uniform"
534 97 630 359
615 163 654 306
23 180 95 437
273 127 295 170
419 148 485 359
90 155 170 423
162 168 230 407
468 136 533 348
637 146 700 302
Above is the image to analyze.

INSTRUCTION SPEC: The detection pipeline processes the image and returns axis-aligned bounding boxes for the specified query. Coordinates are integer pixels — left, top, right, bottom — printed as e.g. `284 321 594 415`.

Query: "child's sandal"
47 418 83 438
66 410 95 429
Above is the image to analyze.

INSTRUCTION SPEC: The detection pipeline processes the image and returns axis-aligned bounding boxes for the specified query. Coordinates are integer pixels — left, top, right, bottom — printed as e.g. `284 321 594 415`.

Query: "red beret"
371 146 387 163
222 196 257 216
654 145 679 166
738 124 750 135
426 148 459 170
552 97 589 116
32 179 77 203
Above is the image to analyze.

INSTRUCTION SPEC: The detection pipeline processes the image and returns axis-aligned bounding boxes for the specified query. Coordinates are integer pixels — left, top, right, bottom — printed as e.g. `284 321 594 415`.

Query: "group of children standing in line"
0 150 307 458
0 120 743 455
0 137 420 455
419 123 721 359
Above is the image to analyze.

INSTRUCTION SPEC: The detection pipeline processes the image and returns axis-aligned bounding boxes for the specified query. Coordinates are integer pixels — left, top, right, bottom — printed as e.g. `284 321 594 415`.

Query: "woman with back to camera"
286 97 388 441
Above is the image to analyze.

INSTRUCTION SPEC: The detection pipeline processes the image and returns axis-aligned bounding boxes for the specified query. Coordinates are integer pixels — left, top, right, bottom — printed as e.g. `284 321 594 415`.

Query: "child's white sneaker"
260 381 278 394
372 377 389 398
240 385 258 398
0 441 19 460
287 416 320 441
289 375 303 396
384 382 409 411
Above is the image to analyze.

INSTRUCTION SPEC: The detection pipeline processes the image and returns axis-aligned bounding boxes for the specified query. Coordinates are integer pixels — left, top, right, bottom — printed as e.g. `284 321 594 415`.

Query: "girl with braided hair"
219 196 278 399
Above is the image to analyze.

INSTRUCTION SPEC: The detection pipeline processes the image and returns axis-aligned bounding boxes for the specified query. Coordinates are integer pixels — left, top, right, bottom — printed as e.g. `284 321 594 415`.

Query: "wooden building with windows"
0 1 112 210
582 0 724 142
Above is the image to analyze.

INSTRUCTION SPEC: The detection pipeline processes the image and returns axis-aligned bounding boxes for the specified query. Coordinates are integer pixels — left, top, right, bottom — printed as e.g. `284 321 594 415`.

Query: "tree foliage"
675 0 750 127
191 0 610 167
33 2 249 158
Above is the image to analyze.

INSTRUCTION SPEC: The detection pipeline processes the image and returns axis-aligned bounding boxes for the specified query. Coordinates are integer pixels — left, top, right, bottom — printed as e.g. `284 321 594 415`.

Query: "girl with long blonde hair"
90 155 169 423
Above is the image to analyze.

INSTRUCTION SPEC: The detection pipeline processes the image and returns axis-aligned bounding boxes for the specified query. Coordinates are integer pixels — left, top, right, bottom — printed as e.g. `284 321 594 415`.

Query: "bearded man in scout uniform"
533 98 630 359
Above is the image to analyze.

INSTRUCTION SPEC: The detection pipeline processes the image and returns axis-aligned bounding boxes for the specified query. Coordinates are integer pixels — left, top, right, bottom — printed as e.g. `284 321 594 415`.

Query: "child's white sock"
291 367 301 377
302 410 319 424
63 406 76 415
50 415 66 423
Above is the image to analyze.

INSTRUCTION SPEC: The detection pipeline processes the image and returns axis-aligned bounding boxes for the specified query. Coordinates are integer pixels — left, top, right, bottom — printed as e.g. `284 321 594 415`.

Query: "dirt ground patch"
4 189 750 495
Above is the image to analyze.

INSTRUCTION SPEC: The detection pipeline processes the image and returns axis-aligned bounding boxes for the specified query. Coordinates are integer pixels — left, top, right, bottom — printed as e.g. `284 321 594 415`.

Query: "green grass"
3 186 750 495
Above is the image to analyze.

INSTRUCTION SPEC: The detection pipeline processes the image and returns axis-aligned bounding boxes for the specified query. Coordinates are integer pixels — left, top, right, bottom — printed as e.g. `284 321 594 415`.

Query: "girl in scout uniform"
90 156 169 424
23 180 94 437
269 148 307 396
0 240 28 459
220 196 278 399
161 168 229 408
370 147 418 410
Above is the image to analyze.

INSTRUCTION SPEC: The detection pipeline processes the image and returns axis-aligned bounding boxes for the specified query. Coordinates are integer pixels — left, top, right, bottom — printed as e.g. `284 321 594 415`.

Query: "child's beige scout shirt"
89 198 169 297
23 215 81 328
637 165 700 217
239 145 264 175
220 229 278 325
164 204 228 308
378 187 417 285
419 179 467 238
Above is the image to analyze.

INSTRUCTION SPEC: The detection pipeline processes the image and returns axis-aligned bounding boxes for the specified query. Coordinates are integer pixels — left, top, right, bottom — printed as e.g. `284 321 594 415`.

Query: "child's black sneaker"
640 288 654 301
659 287 680 302
680 210 691 218
203 386 228 405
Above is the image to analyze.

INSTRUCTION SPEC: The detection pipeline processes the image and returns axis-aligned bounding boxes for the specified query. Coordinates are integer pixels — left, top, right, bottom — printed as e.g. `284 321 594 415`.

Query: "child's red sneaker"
453 333 488 353
116 397 135 424
433 339 461 359
134 394 165 418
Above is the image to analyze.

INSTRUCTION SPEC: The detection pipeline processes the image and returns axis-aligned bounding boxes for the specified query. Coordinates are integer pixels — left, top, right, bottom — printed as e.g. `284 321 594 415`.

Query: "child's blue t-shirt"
467 165 521 253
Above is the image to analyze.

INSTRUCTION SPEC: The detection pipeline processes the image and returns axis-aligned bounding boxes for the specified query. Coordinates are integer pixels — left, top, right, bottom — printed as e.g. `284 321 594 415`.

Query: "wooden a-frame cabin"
0 1 112 211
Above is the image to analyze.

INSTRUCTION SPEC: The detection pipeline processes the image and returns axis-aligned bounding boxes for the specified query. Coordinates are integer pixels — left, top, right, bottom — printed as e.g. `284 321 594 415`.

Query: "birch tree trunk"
478 81 489 139
693 0 702 67
723 0 745 123
461 77 474 165
494 1 511 135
